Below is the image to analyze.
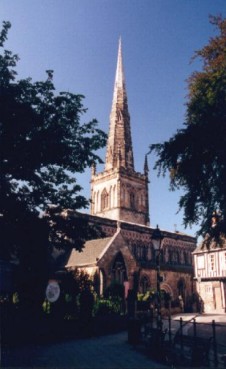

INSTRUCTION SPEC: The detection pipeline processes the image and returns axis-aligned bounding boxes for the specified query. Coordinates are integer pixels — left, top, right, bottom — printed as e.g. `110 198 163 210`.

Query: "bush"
93 296 122 316
104 281 124 299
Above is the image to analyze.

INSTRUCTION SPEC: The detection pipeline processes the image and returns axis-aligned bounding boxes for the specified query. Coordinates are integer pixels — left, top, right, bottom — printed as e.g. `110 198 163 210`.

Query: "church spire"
105 38 134 171
90 39 149 225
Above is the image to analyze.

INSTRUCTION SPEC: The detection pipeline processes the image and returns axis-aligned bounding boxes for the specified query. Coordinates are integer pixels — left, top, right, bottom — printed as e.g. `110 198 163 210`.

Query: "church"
65 40 196 308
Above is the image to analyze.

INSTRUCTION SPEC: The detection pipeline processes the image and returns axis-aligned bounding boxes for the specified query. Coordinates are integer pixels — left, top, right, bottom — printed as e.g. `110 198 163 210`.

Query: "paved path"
3 313 226 368
3 331 167 368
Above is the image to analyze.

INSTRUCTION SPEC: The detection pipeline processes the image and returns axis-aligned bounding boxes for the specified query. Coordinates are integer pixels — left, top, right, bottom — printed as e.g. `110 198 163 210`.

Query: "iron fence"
160 316 226 367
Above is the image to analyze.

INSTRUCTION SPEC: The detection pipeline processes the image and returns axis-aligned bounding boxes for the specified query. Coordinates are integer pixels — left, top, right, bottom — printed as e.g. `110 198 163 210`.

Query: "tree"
0 22 107 255
0 21 107 308
150 16 226 237
48 268 93 320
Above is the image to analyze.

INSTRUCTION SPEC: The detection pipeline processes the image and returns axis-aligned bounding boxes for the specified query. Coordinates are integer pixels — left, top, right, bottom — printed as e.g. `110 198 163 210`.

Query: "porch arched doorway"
161 282 174 300
177 278 186 301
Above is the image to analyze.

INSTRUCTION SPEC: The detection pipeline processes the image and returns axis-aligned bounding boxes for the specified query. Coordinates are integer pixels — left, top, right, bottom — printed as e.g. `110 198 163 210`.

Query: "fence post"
191 318 197 365
180 317 183 351
193 318 197 340
168 314 172 344
212 319 218 368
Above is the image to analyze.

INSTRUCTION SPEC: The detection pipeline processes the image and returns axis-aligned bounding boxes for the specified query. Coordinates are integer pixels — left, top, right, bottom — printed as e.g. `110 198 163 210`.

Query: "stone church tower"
67 41 196 303
91 39 149 225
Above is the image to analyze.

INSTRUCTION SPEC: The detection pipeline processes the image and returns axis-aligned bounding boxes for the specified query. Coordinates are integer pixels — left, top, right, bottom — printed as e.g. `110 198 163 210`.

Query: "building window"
112 253 127 285
205 285 212 294
197 255 204 269
224 252 226 268
168 250 172 264
140 195 143 206
209 254 215 271
140 276 149 294
113 185 116 207
109 186 112 208
101 188 108 210
122 187 126 205
177 278 185 301
130 192 135 209
142 246 147 260
96 191 99 212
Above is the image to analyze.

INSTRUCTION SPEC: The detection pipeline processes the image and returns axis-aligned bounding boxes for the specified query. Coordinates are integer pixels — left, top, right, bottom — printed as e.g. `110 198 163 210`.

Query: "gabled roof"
65 237 112 268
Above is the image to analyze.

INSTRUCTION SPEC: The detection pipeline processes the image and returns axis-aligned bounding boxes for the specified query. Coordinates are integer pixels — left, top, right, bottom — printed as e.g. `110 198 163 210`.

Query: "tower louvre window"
101 189 108 211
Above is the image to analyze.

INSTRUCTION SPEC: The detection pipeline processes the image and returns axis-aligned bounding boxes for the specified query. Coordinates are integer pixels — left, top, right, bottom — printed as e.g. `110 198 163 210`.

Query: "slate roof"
65 237 113 268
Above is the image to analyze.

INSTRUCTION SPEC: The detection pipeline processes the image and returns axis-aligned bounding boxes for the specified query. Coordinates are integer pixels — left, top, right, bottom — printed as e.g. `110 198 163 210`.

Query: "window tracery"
112 252 127 284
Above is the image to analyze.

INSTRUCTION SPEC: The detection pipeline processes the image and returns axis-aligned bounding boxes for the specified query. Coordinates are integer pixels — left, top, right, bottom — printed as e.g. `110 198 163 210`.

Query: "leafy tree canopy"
0 21 107 259
150 16 226 237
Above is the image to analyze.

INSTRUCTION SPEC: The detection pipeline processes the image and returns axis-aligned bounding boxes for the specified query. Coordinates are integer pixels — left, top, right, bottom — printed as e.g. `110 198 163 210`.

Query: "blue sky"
1 0 225 238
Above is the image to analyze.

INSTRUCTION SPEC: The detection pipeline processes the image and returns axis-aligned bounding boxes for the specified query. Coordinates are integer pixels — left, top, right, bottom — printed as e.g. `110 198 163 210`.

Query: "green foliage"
11 214 50 311
93 281 124 316
42 299 51 314
137 290 155 302
150 16 226 237
79 288 94 318
0 21 107 312
0 21 107 259
46 269 94 320
93 296 122 316
12 292 19 305
47 207 104 251
104 281 125 299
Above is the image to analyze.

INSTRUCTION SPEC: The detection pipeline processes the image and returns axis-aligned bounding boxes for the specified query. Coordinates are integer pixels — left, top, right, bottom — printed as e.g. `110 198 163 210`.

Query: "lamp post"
152 225 164 331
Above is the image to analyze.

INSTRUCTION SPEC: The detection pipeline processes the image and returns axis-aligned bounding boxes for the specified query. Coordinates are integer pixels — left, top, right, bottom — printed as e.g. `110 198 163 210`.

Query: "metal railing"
160 316 226 367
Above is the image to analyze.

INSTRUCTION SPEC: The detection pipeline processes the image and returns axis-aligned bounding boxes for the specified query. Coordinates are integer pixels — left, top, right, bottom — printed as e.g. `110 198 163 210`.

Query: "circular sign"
46 280 60 303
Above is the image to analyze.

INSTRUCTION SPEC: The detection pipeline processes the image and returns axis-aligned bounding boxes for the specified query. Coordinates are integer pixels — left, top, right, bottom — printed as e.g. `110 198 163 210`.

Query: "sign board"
46 280 60 303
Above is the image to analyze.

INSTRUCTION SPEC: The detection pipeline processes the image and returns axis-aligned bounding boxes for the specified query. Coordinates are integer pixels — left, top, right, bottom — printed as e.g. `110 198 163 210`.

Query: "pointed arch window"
112 252 127 284
113 185 116 207
96 191 99 212
168 250 173 264
109 186 112 208
184 252 188 265
176 251 180 264
140 194 143 208
130 192 135 209
140 275 149 294
101 188 108 211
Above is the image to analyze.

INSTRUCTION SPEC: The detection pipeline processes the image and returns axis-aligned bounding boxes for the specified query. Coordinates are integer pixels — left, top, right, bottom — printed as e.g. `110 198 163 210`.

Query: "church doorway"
177 278 185 301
